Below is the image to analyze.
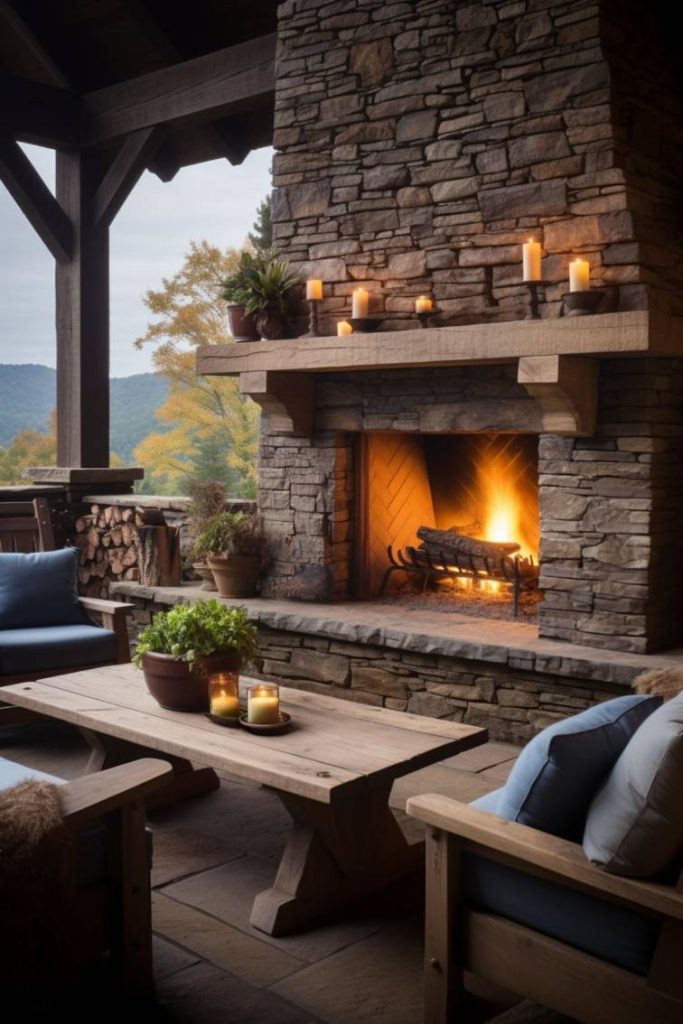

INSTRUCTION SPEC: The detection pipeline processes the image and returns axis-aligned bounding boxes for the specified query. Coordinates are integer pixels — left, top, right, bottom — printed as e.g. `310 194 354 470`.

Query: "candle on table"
522 239 542 282
569 258 590 292
247 684 280 725
351 287 369 319
415 295 433 314
337 320 353 336
209 671 240 720
306 279 323 301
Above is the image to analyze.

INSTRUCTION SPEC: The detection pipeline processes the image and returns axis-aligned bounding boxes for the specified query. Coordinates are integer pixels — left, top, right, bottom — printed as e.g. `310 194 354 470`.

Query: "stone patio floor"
2 722 571 1023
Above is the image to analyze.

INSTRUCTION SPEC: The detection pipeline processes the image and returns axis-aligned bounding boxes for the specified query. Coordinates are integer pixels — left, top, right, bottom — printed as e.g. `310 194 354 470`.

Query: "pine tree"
247 196 272 251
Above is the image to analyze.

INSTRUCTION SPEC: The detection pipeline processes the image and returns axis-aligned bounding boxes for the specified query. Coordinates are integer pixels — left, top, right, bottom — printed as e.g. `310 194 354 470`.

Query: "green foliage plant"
133 599 257 668
194 511 262 559
221 248 300 316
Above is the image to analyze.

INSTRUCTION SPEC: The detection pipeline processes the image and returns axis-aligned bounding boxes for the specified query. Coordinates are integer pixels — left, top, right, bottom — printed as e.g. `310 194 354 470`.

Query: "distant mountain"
0 364 169 463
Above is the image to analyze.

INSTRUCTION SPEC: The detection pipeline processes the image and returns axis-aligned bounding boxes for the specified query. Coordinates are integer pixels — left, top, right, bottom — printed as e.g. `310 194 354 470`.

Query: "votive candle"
569 258 590 292
247 684 280 725
306 279 323 301
415 295 433 313
209 671 240 720
351 287 369 319
337 320 353 336
522 239 542 282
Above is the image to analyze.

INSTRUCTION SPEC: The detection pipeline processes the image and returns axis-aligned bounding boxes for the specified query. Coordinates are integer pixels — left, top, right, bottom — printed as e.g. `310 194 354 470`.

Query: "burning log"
416 526 520 563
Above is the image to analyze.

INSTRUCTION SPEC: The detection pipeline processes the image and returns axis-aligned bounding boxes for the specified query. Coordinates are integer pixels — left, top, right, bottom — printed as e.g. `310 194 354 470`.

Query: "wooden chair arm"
407 793 683 922
78 597 134 664
59 758 173 830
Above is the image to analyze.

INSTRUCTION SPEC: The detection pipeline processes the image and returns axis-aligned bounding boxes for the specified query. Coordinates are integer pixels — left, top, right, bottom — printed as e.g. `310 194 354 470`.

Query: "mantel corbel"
517 355 598 436
239 371 315 436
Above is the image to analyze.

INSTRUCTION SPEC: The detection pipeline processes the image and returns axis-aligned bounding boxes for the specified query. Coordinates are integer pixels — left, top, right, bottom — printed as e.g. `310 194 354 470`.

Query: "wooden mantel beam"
82 33 276 145
0 137 73 261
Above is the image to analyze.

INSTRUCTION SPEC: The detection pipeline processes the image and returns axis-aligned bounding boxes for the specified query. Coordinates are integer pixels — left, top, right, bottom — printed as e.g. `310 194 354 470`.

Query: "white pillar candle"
415 295 433 313
247 685 280 725
337 320 353 336
569 258 590 292
306 279 323 301
351 287 369 319
522 239 541 282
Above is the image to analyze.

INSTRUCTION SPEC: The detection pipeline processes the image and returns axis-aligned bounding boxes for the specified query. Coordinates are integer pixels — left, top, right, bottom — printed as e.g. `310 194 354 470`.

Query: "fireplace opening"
355 432 540 619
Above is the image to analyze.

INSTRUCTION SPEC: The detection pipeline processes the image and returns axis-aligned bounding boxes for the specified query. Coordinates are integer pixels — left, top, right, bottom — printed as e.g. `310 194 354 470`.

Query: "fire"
477 445 537 560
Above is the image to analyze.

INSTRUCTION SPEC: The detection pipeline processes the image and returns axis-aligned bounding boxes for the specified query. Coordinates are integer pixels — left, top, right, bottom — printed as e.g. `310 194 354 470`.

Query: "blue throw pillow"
0 549 84 629
496 694 662 839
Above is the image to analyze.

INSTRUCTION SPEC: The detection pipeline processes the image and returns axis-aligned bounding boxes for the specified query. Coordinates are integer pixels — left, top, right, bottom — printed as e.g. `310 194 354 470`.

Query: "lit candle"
351 287 369 319
569 258 590 292
247 684 280 725
209 671 240 720
337 320 353 336
415 295 433 314
522 239 542 282
306 279 323 301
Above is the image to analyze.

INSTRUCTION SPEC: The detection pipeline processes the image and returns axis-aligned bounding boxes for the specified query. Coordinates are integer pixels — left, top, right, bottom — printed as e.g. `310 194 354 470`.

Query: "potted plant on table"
133 600 258 711
229 248 300 341
194 511 263 598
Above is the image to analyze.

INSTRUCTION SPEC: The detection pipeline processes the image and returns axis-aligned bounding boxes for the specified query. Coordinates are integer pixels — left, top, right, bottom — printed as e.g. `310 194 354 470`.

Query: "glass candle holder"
209 670 240 720
247 683 280 725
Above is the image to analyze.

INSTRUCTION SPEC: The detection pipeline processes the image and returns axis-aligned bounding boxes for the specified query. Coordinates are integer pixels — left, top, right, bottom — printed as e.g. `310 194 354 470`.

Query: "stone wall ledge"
110 581 679 689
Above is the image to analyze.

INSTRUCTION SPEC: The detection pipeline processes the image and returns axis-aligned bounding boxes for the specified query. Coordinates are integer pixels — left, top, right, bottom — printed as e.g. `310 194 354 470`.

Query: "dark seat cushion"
0 549 84 629
0 624 118 675
467 793 658 975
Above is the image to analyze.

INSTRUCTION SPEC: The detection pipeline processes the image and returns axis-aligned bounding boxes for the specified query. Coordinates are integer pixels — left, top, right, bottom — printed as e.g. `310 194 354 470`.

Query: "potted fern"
220 251 260 341
133 600 257 711
195 511 263 598
236 248 300 340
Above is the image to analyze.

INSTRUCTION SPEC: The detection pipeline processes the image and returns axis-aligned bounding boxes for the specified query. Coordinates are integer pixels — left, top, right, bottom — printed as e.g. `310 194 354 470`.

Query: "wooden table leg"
80 728 219 808
250 780 423 936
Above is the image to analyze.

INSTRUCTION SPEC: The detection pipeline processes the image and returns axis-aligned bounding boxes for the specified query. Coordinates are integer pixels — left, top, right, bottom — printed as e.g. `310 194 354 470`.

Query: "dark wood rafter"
93 125 164 228
82 33 277 145
0 71 80 146
0 0 71 87
0 137 73 261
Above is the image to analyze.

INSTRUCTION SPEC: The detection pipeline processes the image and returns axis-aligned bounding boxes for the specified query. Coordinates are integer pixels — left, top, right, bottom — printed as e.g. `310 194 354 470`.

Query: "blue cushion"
471 788 502 814
462 853 658 975
496 695 661 839
0 549 84 629
0 624 118 675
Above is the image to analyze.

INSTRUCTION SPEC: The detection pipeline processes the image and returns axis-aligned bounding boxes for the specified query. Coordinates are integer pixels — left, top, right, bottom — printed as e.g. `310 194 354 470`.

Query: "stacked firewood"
72 504 180 596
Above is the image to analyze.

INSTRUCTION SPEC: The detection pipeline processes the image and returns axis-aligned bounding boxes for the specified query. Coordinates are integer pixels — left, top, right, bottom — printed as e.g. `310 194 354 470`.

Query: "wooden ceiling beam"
0 136 72 262
82 33 276 145
0 71 81 146
0 0 71 87
93 125 164 228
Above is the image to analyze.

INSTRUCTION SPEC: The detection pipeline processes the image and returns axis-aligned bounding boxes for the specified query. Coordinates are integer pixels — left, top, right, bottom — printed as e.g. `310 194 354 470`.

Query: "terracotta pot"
207 554 260 598
142 651 242 711
226 303 259 342
193 562 218 591
255 307 285 340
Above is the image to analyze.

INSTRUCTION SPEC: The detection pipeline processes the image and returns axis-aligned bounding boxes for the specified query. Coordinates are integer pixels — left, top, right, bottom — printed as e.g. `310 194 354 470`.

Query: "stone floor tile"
391 762 497 811
153 934 202 981
480 758 517 784
161 854 387 963
271 919 423 1024
151 826 245 887
153 892 305 987
442 741 520 772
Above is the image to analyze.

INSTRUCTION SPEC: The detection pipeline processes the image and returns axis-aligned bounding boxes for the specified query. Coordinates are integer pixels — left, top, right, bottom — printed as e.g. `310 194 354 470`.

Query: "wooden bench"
2 662 486 936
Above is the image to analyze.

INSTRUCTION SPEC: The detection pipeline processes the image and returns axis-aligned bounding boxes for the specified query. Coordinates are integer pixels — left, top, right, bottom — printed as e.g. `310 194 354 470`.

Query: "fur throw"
0 779 77 999
633 666 683 702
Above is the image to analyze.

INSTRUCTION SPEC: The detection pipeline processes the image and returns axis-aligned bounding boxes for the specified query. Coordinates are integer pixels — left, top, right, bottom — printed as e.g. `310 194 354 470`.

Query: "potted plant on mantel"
223 248 300 341
195 510 263 598
133 600 257 711
221 251 260 341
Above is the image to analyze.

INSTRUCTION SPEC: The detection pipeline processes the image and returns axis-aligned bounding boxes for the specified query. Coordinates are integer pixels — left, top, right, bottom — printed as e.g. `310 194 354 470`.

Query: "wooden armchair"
407 794 683 1024
0 498 134 686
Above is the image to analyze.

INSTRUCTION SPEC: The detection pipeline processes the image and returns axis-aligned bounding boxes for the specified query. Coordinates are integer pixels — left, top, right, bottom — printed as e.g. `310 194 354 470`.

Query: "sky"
0 143 273 377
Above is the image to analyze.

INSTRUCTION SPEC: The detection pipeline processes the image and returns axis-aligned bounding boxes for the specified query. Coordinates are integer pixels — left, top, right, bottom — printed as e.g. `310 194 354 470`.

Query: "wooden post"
424 828 463 1024
55 148 110 467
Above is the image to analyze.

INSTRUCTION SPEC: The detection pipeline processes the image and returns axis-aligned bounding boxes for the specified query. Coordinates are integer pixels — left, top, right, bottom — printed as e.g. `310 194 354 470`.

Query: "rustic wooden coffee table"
2 663 486 935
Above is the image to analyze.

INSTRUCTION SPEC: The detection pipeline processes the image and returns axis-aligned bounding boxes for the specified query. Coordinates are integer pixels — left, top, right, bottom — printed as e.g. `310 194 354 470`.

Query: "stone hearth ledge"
110 582 682 689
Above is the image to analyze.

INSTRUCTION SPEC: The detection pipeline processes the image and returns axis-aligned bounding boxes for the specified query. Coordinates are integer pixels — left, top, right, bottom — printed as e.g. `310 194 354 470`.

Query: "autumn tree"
0 413 56 484
133 240 260 496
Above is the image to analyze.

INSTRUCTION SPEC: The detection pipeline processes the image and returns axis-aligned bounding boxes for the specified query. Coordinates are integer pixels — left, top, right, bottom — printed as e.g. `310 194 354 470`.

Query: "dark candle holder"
413 307 440 327
301 298 322 337
350 317 382 333
524 280 549 320
561 289 607 317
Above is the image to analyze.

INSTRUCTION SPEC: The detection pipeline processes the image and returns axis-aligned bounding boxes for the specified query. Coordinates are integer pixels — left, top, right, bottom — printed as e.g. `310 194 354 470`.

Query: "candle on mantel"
415 295 433 314
337 320 353 336
522 239 542 282
569 258 590 292
306 278 323 301
209 672 240 720
247 684 280 725
351 287 369 319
